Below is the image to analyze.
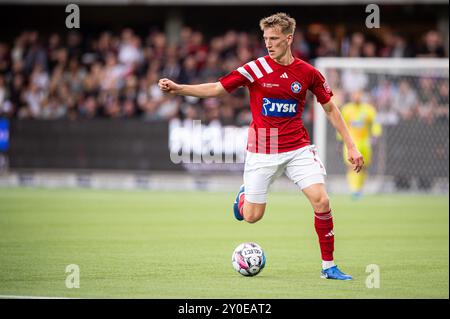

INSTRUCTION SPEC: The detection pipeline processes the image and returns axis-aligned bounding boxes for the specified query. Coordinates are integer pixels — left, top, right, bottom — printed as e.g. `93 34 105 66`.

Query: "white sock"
322 260 335 270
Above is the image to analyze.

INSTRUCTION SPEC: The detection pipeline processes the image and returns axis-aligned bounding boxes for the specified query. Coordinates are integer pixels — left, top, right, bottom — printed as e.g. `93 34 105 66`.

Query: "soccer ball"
232 242 266 276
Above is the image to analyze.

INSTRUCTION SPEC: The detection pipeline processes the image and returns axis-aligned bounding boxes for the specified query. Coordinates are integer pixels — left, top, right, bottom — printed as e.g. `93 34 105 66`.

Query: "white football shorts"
243 144 327 204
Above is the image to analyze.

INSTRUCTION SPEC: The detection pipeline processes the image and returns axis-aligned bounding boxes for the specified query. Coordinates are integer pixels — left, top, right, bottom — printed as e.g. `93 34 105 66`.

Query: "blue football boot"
321 265 353 280
233 184 245 221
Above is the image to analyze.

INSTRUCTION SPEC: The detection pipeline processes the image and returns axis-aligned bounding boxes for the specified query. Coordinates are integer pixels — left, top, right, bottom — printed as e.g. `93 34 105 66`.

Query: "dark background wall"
0 4 447 41
8 119 181 171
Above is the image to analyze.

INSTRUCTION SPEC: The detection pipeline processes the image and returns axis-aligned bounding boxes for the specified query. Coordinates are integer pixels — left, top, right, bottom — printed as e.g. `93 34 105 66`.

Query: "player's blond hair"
259 13 296 35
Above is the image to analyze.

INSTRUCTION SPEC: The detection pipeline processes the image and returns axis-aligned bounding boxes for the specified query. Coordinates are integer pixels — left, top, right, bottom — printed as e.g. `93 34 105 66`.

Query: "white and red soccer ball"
232 242 266 276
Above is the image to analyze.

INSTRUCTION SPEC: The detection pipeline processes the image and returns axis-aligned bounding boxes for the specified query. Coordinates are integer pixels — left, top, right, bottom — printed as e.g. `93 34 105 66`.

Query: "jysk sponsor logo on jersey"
262 98 298 117
291 81 302 93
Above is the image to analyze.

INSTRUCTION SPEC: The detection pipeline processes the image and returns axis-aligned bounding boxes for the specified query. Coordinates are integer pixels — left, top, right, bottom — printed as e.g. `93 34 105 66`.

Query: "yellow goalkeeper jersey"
339 102 382 142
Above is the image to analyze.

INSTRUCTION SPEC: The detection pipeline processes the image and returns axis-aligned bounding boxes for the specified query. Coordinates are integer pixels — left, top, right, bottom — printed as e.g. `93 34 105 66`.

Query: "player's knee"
244 213 263 223
243 206 265 223
312 194 330 212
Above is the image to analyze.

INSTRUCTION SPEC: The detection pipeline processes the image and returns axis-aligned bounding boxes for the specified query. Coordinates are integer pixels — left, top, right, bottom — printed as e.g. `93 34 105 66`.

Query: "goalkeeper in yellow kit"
338 90 382 199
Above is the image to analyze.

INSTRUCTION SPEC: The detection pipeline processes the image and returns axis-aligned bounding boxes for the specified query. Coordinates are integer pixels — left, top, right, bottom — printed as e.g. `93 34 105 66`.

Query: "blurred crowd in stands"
0 26 448 124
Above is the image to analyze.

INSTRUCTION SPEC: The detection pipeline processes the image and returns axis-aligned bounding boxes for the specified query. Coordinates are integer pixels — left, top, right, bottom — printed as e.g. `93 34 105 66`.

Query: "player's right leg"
233 151 283 223
233 190 266 223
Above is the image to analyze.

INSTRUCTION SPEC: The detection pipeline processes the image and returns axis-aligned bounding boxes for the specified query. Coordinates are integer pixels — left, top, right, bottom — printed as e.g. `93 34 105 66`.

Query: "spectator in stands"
292 30 311 61
0 75 10 117
203 97 221 125
78 95 98 119
20 82 44 118
418 76 437 105
178 55 198 84
0 43 10 74
362 42 377 58
380 32 414 58
370 79 397 124
416 30 446 58
315 30 337 57
433 80 449 125
341 69 368 93
342 32 365 57
429 81 449 123
101 53 127 91
23 31 48 74
199 52 223 82
118 29 144 69
392 80 418 120
6 74 25 117
30 63 49 91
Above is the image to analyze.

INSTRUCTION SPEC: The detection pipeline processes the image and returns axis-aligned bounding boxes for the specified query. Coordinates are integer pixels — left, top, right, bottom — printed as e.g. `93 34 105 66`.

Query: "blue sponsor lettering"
262 98 298 117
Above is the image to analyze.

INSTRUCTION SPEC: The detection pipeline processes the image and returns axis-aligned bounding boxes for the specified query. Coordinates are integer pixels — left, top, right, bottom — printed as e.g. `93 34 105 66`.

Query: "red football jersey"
219 56 333 154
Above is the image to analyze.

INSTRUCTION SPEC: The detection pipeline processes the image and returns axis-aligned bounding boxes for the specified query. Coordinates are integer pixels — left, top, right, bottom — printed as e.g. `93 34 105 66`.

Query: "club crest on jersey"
262 98 298 117
291 81 302 93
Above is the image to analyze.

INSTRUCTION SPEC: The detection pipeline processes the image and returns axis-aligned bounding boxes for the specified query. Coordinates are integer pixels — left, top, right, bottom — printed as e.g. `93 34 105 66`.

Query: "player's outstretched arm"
158 78 227 98
322 100 364 173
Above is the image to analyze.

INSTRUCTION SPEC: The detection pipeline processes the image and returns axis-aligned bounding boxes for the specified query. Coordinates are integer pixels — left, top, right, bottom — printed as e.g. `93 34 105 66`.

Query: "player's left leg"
302 183 352 280
285 145 352 280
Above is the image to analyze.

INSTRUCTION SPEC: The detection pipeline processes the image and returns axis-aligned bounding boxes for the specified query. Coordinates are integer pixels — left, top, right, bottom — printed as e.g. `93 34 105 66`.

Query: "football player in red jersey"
159 13 363 280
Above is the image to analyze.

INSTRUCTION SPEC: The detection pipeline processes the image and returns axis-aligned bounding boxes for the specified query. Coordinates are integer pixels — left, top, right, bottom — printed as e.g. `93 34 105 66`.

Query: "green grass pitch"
0 187 448 298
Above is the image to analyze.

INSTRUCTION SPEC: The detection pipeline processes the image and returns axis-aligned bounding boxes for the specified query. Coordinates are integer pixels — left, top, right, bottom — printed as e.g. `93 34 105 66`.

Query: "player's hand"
158 78 181 94
347 146 364 173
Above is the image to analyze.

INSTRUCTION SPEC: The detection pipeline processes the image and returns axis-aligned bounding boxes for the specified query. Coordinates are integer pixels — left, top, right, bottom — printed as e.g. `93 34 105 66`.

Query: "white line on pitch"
0 295 80 299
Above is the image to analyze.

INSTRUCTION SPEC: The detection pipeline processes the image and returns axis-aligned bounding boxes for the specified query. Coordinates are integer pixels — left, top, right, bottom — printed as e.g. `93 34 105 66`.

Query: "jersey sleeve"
310 68 333 104
219 67 252 93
